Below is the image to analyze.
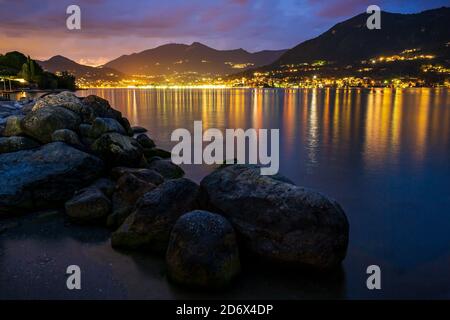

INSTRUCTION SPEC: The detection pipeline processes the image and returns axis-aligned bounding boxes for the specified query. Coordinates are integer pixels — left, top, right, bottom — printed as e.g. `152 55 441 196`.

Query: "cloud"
0 0 447 63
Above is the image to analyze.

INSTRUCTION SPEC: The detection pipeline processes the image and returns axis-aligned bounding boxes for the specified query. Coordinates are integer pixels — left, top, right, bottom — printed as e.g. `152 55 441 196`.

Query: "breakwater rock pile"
0 92 349 289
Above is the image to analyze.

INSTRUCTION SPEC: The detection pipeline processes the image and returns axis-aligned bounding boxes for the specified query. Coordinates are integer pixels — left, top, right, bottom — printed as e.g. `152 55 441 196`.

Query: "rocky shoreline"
0 92 349 289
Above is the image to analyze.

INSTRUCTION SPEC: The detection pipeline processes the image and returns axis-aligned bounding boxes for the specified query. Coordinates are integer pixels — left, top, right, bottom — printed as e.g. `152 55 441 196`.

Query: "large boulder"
166 210 240 289
200 165 349 269
91 132 144 167
89 117 126 138
32 91 85 115
0 142 104 215
111 178 200 252
21 106 81 143
3 115 25 136
110 167 164 185
51 129 82 147
147 158 184 179
79 123 92 137
107 173 157 228
82 95 123 124
90 178 116 198
136 134 155 149
0 136 40 153
65 187 111 224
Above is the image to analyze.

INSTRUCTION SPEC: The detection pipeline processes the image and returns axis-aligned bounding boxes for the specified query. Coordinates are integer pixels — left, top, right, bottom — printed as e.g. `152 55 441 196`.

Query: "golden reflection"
75 88 449 175
306 89 319 170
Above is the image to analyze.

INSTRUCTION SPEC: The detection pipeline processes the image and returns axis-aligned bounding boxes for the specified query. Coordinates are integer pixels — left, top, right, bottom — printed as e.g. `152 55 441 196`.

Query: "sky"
0 0 448 66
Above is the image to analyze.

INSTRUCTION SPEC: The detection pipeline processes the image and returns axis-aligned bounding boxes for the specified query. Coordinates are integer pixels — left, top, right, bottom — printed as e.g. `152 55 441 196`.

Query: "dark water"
1 88 449 299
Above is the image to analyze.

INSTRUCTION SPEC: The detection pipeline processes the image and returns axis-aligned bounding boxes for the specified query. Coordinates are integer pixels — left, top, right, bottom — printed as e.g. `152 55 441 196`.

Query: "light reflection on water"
63 87 450 298
76 88 450 176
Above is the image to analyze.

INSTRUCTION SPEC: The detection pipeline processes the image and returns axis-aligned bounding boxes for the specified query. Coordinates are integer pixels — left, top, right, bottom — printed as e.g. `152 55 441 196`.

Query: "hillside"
103 42 286 77
231 7 450 87
37 55 125 82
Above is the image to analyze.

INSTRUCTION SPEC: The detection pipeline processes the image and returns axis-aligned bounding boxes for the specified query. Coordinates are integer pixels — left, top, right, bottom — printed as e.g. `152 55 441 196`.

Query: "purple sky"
0 0 448 66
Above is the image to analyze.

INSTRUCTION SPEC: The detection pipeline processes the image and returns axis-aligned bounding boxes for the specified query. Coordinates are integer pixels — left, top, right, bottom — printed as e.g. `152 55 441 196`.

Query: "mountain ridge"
103 42 287 77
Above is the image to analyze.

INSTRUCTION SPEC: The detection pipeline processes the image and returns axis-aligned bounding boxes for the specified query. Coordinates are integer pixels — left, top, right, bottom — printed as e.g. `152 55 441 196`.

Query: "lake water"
1 88 449 299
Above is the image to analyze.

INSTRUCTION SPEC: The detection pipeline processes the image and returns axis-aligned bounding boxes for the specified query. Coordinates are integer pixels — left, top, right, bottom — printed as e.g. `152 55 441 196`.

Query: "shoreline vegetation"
0 91 349 289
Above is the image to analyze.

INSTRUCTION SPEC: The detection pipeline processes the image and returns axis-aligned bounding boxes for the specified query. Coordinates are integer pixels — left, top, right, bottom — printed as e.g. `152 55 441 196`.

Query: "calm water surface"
1 88 449 299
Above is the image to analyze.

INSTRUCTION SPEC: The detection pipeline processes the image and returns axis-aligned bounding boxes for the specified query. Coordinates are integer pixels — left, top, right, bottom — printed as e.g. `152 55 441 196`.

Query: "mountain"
233 7 450 86
37 55 125 81
103 42 286 77
275 7 450 66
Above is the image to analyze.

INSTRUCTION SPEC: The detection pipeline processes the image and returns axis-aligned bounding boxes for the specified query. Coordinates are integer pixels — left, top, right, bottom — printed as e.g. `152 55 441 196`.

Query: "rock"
121 117 134 136
111 178 200 252
110 167 164 185
132 126 147 134
79 123 92 137
90 178 116 198
136 134 155 149
32 91 85 115
200 164 349 269
82 95 122 123
65 187 111 224
51 129 82 147
89 117 126 138
20 101 35 114
3 115 25 136
21 106 81 143
147 158 184 179
0 136 40 153
166 210 240 288
107 173 157 228
143 147 171 159
0 142 104 215
91 132 144 168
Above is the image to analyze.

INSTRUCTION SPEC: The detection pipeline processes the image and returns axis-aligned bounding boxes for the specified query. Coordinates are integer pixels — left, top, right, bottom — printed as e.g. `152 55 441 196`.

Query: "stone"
110 167 164 185
147 158 184 179
91 132 144 168
166 210 240 289
21 106 81 143
79 123 92 137
111 178 200 252
65 187 111 224
89 117 126 138
51 129 82 146
82 95 123 123
121 117 134 136
0 142 104 215
107 173 157 228
90 178 116 198
32 91 85 115
136 134 155 149
3 115 25 137
200 164 349 269
0 136 40 153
